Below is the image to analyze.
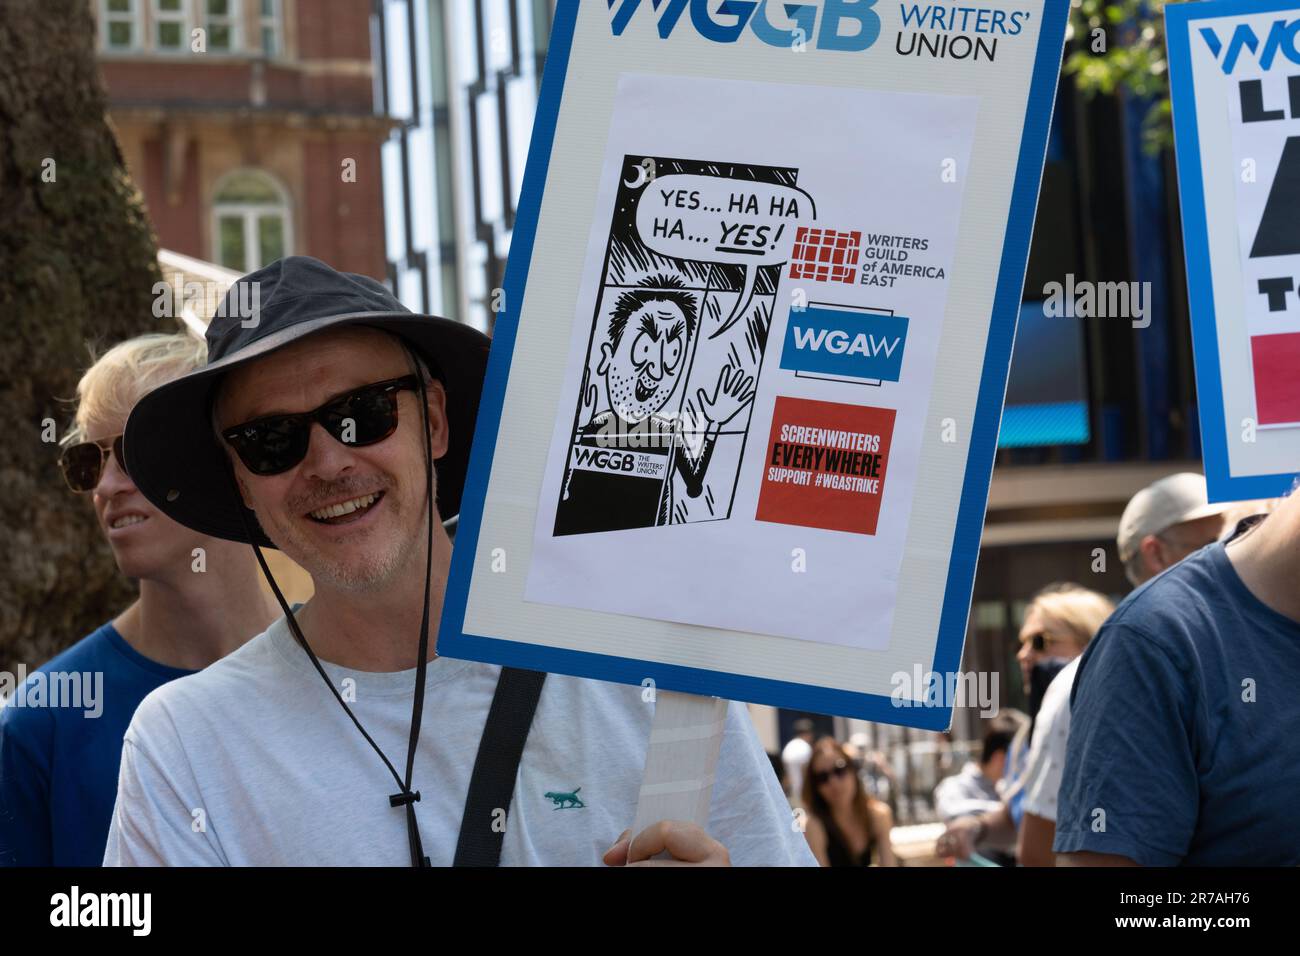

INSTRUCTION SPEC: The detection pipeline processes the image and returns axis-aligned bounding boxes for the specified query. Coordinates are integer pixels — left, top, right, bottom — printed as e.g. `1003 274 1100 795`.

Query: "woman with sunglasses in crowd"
936 582 1114 866
801 737 900 867
0 332 278 866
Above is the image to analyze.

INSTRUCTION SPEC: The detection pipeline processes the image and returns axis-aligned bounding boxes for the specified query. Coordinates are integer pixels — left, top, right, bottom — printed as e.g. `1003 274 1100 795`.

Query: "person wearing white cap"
1117 472 1230 588
1056 482 1300 866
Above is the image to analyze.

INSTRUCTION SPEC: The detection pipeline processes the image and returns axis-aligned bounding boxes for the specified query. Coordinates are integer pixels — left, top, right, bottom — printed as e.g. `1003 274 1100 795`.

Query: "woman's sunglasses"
221 375 420 476
1023 631 1065 652
812 760 853 787
58 435 126 493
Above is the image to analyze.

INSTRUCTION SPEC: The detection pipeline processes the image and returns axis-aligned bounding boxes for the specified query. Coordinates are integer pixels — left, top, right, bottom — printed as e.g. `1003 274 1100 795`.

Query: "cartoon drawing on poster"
525 72 976 650
553 157 815 536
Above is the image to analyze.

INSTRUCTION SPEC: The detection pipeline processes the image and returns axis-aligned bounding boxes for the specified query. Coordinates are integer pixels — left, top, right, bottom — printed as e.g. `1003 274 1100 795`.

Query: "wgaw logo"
608 0 882 51
1199 18 1300 73
792 327 901 357
780 306 910 384
50 886 151 936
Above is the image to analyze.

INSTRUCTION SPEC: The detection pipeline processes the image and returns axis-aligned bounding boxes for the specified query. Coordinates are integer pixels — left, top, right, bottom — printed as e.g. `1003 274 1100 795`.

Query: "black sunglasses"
812 760 853 787
1023 631 1065 653
59 434 126 493
221 376 420 476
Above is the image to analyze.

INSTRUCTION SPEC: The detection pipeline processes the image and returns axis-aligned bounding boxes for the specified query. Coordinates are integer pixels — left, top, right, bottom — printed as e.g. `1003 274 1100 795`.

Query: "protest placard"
1168 0 1300 502
440 0 1071 731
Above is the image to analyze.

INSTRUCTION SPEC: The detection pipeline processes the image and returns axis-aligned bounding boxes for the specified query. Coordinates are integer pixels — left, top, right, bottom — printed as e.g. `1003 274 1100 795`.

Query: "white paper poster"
440 0 1070 727
1228 60 1300 430
525 73 975 650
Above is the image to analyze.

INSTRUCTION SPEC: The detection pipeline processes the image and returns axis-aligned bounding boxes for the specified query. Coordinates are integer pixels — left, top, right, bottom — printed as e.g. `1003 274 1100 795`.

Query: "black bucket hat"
123 256 490 548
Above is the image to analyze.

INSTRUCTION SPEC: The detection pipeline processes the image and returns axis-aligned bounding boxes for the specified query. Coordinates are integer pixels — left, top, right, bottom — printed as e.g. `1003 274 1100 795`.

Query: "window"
101 0 140 50
260 0 282 56
203 0 239 53
102 0 280 55
153 0 188 52
213 171 291 272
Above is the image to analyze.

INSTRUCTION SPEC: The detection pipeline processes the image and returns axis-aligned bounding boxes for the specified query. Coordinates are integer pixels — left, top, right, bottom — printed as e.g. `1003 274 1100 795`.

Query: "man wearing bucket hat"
1117 472 1229 588
104 256 814 867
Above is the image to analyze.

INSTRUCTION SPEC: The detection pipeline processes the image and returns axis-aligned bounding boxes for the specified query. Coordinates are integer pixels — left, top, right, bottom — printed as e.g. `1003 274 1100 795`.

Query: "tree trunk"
0 1 163 672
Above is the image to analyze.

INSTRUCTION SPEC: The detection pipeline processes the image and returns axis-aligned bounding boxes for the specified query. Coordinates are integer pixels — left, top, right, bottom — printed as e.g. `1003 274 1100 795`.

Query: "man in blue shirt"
0 333 279 866
1055 486 1300 866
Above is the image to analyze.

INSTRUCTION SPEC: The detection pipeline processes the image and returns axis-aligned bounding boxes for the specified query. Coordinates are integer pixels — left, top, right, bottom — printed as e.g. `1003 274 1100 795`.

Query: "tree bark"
0 1 163 671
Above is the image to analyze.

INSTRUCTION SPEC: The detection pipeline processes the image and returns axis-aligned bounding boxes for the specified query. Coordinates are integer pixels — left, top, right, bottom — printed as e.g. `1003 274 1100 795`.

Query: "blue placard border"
439 0 1072 731
1166 0 1300 502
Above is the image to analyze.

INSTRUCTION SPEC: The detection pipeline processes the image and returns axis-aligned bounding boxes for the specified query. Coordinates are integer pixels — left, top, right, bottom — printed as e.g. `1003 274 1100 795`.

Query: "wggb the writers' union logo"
607 0 882 52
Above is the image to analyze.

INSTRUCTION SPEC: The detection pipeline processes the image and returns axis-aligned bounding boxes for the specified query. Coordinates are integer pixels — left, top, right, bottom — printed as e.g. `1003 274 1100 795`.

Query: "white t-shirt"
1021 656 1078 823
103 615 815 867
933 761 1002 821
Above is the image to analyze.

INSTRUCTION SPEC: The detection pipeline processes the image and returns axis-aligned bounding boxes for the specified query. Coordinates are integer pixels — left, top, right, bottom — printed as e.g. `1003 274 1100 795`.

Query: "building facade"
95 0 393 280
375 0 551 328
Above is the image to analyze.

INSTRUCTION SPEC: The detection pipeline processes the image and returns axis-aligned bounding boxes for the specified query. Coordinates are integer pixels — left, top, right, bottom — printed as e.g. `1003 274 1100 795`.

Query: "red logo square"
1252 333 1300 426
788 227 860 284
756 397 896 535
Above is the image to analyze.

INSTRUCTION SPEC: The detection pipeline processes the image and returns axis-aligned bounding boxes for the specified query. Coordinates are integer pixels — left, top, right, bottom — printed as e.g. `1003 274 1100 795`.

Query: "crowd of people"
1 254 1297 867
767 469 1298 867
930 471 1298 866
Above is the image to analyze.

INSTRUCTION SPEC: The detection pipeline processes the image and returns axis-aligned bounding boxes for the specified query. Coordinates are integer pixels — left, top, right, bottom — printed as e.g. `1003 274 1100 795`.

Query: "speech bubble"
634 173 816 338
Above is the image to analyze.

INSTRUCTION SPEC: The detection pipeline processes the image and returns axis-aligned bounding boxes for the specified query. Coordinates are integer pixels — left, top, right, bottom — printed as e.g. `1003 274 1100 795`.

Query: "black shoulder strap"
453 667 547 866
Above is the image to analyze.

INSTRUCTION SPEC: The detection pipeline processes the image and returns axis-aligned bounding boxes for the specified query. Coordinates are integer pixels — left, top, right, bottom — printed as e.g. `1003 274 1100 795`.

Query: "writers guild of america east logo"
543 787 586 809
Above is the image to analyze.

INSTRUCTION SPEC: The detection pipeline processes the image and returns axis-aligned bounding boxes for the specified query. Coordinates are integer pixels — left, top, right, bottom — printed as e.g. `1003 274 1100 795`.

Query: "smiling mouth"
307 491 384 525
110 515 148 530
634 378 658 403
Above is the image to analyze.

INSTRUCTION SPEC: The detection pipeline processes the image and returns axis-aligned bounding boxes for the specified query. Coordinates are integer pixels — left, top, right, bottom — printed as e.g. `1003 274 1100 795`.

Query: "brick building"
94 0 394 279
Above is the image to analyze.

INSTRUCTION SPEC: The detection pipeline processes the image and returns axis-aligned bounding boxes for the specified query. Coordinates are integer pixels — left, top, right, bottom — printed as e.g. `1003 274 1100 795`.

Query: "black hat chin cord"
224 367 438 868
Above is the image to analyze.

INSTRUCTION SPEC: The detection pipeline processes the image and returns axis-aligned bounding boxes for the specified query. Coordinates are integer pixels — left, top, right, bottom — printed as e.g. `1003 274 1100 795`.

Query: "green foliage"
1066 0 1189 155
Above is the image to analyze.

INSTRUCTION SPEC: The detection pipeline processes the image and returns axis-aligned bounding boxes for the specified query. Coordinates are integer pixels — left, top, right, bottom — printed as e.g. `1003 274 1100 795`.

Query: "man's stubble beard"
272 484 428 595
607 370 673 426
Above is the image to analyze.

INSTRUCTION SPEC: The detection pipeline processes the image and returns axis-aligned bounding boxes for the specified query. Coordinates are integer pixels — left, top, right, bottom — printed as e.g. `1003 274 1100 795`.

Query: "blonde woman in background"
937 583 1115 866
0 333 278 866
